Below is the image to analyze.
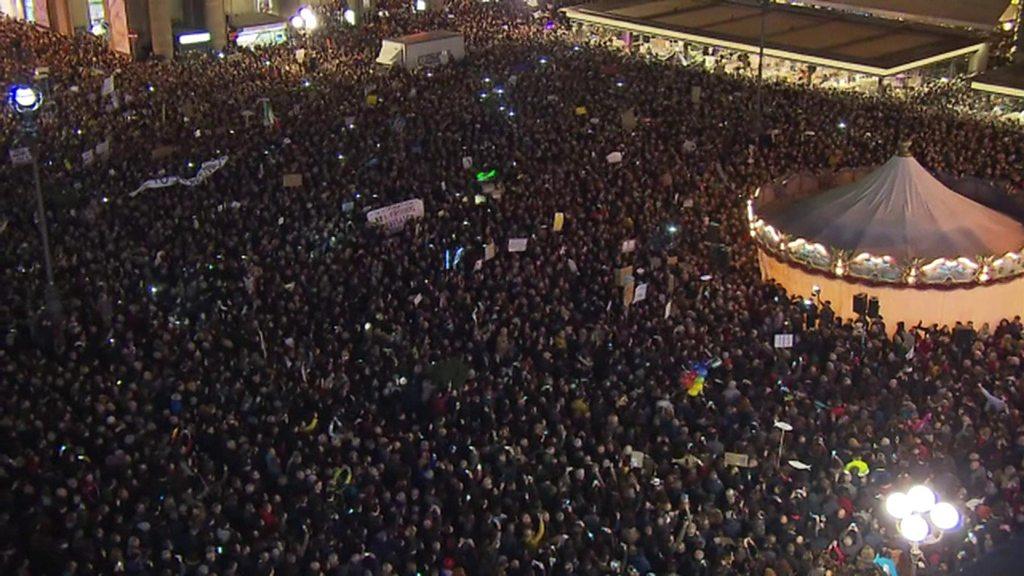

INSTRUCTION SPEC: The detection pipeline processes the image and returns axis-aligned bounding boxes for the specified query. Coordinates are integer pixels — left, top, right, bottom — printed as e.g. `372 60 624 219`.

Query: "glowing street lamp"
8 84 61 321
9 85 42 113
885 484 960 548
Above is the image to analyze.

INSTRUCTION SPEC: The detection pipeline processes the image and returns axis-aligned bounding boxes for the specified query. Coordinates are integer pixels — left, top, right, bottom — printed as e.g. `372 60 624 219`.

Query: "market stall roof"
759 150 1024 260
971 62 1024 99
793 0 1012 30
562 0 988 76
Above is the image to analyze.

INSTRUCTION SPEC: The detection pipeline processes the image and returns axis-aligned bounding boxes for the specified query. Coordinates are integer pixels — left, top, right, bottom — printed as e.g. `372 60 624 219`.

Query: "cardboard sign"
9 147 32 166
620 108 638 132
508 238 528 252
553 212 565 232
574 106 588 116
485 242 497 261
724 452 752 468
622 279 635 307
283 174 303 188
774 334 794 348
615 266 633 286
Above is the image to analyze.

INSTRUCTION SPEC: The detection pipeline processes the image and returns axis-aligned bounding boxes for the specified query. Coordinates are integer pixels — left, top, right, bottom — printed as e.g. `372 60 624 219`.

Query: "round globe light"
12 86 40 110
907 485 936 513
299 7 318 29
885 491 912 519
290 14 305 29
930 502 960 530
898 514 930 542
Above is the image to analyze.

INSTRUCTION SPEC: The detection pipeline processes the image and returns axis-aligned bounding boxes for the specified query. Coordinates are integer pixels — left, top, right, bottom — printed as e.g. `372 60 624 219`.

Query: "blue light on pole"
9 85 42 113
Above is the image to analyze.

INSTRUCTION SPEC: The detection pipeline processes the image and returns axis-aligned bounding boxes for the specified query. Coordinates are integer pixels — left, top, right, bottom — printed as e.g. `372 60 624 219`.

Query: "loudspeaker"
867 297 880 319
853 293 868 316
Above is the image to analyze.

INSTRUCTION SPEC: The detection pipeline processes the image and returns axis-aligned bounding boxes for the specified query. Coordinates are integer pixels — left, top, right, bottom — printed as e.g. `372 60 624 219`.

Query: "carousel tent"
751 145 1024 330
759 153 1024 260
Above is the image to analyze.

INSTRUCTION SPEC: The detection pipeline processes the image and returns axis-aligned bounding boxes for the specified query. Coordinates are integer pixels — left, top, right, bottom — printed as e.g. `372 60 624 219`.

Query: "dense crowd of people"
3 2 1024 575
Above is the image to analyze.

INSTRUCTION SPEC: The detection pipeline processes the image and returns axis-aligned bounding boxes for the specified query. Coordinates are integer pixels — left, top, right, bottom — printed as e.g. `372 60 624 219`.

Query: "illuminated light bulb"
930 502 960 530
898 514 930 542
885 492 911 519
907 485 937 513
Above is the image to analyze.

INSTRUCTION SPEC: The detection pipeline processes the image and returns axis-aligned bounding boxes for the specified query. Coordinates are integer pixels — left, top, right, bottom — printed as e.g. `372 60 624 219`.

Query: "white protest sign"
366 198 425 233
82 149 95 166
632 283 648 304
508 238 528 252
774 334 794 348
9 147 32 166
462 156 473 169
102 75 115 97
621 239 637 253
606 151 623 164
95 138 110 157
630 450 646 469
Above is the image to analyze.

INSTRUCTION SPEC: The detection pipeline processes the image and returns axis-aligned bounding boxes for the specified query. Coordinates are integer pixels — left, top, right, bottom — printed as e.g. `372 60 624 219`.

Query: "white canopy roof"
760 154 1024 260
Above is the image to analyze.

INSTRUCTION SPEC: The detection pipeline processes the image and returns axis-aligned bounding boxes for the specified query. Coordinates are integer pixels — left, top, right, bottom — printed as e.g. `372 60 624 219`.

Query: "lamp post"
885 484 961 560
8 85 61 320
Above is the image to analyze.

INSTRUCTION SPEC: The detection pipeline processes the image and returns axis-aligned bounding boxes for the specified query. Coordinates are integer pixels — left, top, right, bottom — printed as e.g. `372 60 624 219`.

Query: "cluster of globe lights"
290 6 319 30
885 485 961 543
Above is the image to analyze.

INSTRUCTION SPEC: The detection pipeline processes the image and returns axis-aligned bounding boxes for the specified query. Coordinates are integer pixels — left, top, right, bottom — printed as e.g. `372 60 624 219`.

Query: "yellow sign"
574 106 587 116
366 94 379 106
553 212 565 232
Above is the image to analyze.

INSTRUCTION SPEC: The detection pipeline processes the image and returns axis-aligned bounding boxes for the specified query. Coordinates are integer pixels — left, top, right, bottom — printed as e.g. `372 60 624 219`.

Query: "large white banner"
130 156 229 197
366 199 424 232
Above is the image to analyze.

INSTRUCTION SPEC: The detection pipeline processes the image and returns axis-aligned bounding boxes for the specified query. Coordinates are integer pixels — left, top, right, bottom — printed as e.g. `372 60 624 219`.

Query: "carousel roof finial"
897 140 913 157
